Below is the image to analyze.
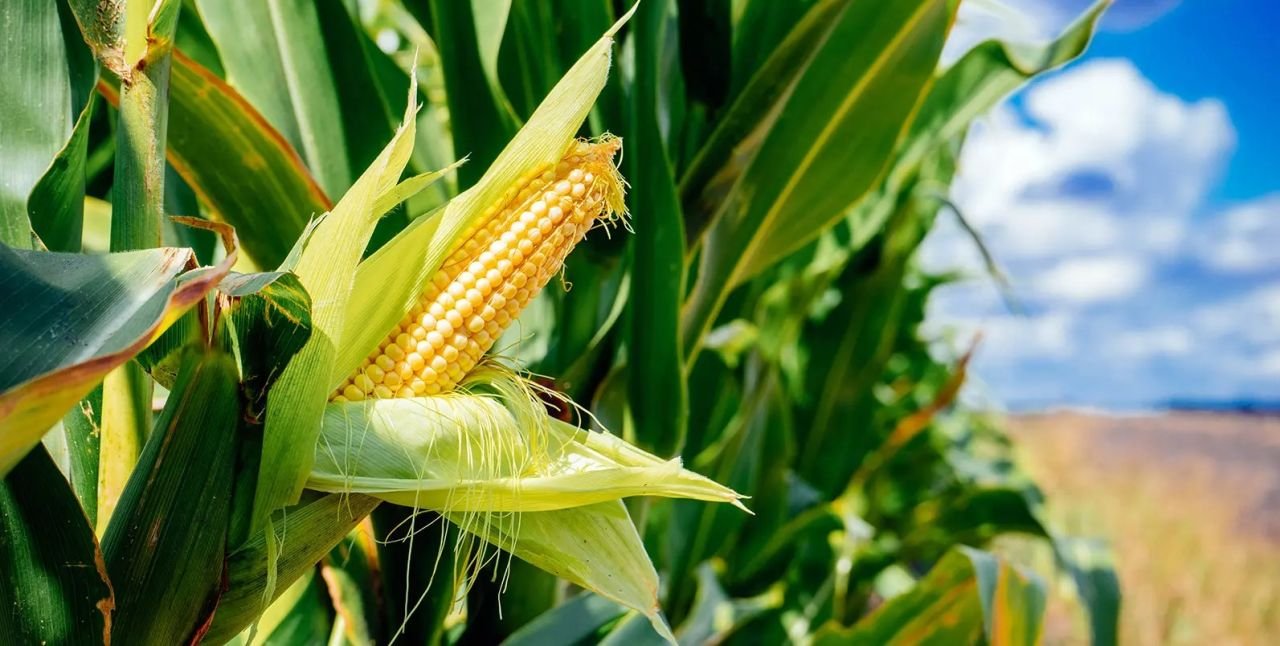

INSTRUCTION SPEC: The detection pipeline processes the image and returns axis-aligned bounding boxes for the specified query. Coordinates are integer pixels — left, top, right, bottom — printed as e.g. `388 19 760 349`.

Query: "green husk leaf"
308 363 736 643
250 75 422 533
204 493 382 644
447 501 675 642
371 162 466 219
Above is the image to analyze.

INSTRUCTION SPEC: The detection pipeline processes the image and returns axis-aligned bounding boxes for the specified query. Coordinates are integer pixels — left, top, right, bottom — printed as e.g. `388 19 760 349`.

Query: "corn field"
0 0 1120 644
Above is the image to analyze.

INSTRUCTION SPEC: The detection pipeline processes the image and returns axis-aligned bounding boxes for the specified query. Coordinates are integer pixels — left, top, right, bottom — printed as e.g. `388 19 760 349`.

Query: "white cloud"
918 56 1280 408
966 312 1075 358
987 311 1077 358
1252 349 1280 378
924 58 1235 285
1194 194 1280 273
940 59 1234 272
1033 255 1148 303
945 0 1182 64
1107 325 1193 359
1191 284 1280 347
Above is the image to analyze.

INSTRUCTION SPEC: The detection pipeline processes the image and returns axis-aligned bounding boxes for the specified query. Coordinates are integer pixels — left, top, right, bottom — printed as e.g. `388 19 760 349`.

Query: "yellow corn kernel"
332 138 625 401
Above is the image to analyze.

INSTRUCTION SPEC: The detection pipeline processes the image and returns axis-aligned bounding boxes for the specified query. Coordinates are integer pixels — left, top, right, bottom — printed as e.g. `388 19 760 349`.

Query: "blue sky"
924 0 1280 410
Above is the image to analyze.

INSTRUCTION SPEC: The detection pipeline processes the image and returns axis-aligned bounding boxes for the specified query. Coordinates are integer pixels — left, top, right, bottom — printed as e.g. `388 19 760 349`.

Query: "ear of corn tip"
332 138 625 402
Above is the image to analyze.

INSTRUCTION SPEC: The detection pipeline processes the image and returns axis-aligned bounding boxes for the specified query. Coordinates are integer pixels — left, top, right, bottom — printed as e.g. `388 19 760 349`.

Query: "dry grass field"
1004 411 1280 645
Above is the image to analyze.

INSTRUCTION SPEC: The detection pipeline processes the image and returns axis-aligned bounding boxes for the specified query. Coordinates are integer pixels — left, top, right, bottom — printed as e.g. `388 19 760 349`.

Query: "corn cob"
333 138 625 401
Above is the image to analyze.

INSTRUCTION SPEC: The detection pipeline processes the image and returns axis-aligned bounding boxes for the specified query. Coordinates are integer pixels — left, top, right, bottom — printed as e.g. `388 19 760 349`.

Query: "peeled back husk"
307 373 743 512
306 368 739 640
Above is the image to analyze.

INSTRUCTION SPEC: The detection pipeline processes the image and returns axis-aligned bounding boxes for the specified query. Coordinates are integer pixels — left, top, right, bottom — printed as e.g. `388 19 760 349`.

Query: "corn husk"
308 370 743 512
292 5 743 640
308 370 737 639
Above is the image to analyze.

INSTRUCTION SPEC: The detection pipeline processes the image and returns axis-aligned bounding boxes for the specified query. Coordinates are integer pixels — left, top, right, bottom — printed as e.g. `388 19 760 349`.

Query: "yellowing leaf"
0 224 237 476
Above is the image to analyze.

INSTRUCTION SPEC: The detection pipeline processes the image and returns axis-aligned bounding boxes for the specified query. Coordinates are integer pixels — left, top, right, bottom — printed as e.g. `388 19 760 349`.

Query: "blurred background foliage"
0 0 1130 643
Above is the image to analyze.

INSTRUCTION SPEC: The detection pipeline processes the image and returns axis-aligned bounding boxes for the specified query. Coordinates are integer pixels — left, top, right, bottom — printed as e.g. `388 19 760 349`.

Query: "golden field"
1005 411 1280 645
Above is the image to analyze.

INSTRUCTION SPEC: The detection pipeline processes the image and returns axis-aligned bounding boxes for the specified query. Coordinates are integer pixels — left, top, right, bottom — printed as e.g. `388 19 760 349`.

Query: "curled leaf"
0 222 237 476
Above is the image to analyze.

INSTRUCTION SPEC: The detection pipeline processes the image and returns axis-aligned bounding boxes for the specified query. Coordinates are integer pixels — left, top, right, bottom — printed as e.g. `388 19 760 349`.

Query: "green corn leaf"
493 0 553 120
27 1 98 253
0 445 113 645
460 558 558 644
624 0 688 457
682 0 952 360
729 0 815 94
28 92 97 253
429 0 520 187
665 366 788 619
814 547 1046 645
320 557 377 645
174 2 223 75
673 564 783 645
1054 536 1121 646
313 0 425 179
890 0 1108 195
680 0 856 246
1 0 97 249
60 385 102 525
599 611 669 645
101 347 241 644
319 524 384 644
228 570 333 646
371 506 461 645
0 242 233 477
196 0 353 197
164 50 328 267
506 593 627 646
796 190 936 496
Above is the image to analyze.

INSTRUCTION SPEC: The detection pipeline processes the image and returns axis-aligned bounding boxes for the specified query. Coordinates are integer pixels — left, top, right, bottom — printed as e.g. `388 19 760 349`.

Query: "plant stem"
110 0 176 251
99 0 181 533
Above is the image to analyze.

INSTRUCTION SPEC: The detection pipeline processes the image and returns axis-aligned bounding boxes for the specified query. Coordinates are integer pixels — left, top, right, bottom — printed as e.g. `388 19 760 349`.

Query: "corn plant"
1 0 1120 644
